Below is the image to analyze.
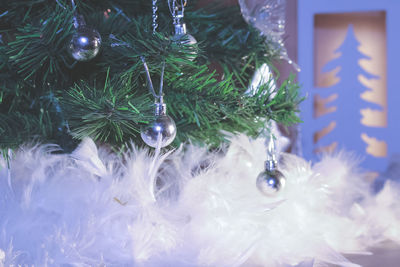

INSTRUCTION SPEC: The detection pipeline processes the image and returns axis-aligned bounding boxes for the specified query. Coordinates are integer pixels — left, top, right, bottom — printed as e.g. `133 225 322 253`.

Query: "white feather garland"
0 135 399 267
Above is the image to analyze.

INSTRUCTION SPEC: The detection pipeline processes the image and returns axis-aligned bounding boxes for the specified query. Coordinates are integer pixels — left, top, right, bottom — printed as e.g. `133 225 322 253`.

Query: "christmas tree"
0 0 301 152
2 2 400 266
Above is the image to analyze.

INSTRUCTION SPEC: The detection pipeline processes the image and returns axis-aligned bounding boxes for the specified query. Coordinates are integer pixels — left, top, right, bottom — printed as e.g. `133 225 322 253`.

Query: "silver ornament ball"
256 169 285 196
173 23 197 60
141 115 177 148
69 26 101 61
173 33 197 61
174 33 197 46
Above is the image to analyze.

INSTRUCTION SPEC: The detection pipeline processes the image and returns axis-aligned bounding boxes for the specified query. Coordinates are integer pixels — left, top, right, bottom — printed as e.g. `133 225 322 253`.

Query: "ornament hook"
168 0 187 25
265 132 277 171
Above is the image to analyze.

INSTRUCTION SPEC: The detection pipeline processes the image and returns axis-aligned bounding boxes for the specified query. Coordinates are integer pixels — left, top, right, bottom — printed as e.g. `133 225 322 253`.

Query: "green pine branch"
62 70 153 145
0 0 303 151
7 5 75 86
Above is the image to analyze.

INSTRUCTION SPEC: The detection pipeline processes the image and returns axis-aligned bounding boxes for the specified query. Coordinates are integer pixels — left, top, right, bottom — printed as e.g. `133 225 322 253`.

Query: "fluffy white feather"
0 134 399 266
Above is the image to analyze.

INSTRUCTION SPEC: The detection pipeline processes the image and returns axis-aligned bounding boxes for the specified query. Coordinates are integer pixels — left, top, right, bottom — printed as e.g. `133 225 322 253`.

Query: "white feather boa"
0 134 399 267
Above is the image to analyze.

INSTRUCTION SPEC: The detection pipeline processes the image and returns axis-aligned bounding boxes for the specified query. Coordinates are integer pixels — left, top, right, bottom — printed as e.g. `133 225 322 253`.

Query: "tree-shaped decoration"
313 24 386 171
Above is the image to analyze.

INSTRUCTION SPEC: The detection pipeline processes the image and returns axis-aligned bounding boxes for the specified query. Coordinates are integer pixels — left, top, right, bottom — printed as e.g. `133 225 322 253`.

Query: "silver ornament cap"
141 103 177 148
69 15 101 61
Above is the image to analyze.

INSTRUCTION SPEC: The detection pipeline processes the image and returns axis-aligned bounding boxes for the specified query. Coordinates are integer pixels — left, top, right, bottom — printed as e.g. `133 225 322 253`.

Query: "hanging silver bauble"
69 15 102 61
256 168 285 196
256 138 286 196
141 103 177 148
172 23 197 60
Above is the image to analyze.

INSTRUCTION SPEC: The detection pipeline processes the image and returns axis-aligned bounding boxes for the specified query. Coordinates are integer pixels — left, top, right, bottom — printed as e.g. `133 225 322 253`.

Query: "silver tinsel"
239 0 299 70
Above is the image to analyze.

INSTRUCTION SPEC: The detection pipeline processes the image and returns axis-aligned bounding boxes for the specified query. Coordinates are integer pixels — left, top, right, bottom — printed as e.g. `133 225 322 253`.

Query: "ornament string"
152 0 158 34
109 34 165 102
108 35 165 101
158 61 166 102
140 56 165 103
